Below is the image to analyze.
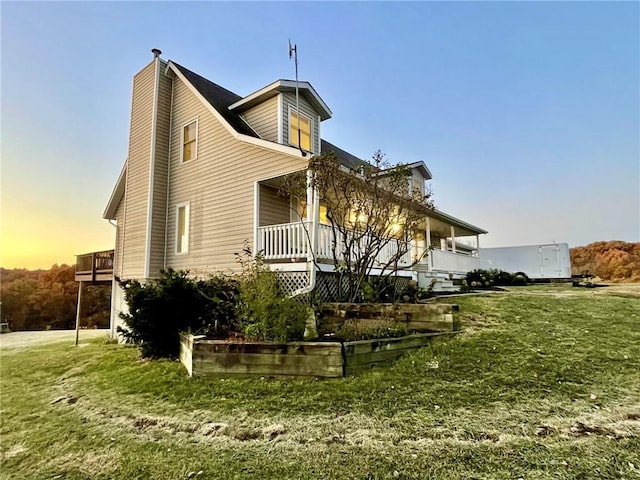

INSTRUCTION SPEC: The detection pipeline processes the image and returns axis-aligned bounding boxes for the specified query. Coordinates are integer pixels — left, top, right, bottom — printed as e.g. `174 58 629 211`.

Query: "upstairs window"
182 119 198 162
289 107 312 152
176 202 190 254
412 177 424 197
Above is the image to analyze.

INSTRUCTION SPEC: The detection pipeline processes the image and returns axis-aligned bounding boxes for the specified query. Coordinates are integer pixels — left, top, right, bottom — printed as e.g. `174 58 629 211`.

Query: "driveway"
0 329 109 352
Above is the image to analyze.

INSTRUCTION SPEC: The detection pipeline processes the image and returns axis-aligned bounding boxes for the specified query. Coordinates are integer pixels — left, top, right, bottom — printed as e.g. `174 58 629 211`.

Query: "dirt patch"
569 422 629 439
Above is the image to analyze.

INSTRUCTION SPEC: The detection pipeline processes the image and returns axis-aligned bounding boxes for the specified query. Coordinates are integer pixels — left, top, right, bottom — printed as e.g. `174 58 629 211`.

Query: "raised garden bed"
320 302 460 332
180 331 458 378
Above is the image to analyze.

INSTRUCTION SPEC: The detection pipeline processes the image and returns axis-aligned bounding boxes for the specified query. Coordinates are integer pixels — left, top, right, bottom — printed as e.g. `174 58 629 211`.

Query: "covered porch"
253 175 487 276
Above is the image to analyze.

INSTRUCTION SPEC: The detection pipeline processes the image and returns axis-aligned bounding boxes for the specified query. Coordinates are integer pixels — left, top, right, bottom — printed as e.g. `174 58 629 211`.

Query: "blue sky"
2 1 638 268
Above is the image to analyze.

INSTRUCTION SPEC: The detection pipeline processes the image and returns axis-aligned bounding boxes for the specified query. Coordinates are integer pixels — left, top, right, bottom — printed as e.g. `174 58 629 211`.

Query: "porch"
254 177 487 277
256 221 485 275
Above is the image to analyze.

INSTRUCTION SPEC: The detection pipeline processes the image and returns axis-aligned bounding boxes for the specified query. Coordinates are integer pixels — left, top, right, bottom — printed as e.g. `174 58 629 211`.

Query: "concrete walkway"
0 329 109 351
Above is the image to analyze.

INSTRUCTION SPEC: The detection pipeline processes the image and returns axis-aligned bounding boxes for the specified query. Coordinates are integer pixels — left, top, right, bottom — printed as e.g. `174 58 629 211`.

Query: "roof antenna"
289 39 306 157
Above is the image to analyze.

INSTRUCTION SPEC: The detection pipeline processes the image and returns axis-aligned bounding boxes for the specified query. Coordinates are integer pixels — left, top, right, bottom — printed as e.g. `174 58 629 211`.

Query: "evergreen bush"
117 269 238 358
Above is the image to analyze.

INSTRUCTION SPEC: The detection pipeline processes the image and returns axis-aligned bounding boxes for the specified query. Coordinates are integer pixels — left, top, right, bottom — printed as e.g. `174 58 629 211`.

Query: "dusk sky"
2 1 638 269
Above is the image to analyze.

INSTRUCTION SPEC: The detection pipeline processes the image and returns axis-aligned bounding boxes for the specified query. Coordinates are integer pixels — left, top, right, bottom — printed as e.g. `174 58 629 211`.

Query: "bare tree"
281 150 434 302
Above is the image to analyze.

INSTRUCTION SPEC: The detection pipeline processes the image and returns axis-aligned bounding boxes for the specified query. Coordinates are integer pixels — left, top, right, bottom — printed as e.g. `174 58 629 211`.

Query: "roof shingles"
173 62 370 171
172 62 258 138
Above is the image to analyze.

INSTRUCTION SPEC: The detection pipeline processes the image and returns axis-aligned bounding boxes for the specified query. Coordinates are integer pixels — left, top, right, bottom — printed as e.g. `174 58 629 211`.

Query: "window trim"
181 118 199 164
287 104 313 152
175 202 190 255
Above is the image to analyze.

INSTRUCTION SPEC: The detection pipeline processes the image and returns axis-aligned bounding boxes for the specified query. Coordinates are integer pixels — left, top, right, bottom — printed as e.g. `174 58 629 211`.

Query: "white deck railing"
258 222 412 267
258 222 485 274
257 222 311 260
429 249 486 273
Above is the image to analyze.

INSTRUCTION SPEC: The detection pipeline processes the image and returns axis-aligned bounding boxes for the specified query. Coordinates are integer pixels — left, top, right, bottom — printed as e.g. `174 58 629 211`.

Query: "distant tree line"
570 241 640 282
0 264 111 331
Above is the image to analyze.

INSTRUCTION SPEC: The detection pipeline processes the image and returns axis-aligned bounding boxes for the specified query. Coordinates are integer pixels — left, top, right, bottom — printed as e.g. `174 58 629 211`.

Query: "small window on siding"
289 107 312 152
176 203 190 254
182 119 198 162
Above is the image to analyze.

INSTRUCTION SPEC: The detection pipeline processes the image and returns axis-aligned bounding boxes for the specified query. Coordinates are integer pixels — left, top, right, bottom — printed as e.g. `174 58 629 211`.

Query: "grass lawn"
1 284 639 479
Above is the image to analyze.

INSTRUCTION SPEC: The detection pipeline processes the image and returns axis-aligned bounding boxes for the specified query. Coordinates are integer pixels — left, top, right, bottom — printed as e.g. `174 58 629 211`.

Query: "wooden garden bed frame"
180 331 458 378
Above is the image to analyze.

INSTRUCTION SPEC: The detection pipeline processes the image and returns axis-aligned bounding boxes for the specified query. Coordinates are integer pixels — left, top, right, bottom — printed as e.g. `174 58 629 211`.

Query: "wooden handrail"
75 250 114 279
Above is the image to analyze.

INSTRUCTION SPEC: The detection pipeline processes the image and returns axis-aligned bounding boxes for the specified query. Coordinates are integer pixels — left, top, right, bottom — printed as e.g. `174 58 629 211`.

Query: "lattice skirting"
277 271 310 296
314 271 412 302
276 270 412 302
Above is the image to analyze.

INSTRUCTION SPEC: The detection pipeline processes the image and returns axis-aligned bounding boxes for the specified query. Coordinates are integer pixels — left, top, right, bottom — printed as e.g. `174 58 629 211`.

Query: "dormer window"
289 107 312 151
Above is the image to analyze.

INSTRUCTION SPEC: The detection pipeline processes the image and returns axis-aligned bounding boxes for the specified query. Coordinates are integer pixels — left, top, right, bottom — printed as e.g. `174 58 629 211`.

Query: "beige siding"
148 61 173 277
165 75 308 274
114 200 125 278
240 95 278 142
121 60 156 279
259 184 290 226
282 92 320 154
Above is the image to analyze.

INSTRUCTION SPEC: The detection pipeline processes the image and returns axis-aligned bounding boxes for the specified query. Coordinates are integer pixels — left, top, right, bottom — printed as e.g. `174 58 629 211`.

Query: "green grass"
2 285 639 479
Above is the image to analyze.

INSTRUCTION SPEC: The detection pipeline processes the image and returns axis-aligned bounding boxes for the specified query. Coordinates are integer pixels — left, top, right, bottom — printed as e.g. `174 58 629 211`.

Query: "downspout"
291 168 319 296
107 219 117 339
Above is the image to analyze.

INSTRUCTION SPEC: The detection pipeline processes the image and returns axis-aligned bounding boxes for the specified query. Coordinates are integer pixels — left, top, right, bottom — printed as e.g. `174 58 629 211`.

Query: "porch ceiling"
427 209 487 237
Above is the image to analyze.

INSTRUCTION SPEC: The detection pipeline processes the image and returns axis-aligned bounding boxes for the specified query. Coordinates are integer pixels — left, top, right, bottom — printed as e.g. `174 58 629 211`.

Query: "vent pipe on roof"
151 48 162 59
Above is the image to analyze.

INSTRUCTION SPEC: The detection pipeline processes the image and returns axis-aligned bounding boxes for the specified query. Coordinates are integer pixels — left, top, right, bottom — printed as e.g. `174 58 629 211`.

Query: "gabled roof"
171 62 259 138
229 79 332 121
103 162 127 220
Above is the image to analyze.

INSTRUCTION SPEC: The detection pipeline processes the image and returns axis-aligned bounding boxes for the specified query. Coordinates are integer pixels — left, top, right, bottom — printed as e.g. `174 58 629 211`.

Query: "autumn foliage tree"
570 241 640 282
0 264 111 330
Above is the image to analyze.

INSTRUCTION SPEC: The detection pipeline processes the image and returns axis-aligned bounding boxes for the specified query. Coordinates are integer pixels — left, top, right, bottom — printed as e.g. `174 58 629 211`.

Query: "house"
100 49 488 337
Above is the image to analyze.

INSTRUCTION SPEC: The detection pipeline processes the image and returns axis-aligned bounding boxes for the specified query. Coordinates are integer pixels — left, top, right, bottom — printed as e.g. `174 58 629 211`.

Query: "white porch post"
441 238 446 251
253 181 260 256
476 234 480 257
450 226 456 253
306 169 315 262
425 217 432 271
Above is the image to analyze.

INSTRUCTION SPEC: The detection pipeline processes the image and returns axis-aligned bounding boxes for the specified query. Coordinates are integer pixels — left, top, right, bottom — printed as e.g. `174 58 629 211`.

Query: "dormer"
407 161 433 197
229 80 332 154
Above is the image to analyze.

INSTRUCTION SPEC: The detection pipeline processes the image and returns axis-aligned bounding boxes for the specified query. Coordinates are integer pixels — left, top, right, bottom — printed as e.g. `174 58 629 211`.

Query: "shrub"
512 274 528 286
117 269 239 358
493 270 515 286
236 247 308 343
194 275 240 338
465 269 520 288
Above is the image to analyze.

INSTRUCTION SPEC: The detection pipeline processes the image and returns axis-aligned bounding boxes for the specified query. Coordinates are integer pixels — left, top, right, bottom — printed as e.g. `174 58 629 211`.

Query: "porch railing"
429 249 486 273
257 222 311 260
258 222 412 268
75 250 114 281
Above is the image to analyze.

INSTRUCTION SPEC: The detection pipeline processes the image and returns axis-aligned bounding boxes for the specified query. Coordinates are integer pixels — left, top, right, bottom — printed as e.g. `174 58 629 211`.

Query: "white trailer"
480 243 571 280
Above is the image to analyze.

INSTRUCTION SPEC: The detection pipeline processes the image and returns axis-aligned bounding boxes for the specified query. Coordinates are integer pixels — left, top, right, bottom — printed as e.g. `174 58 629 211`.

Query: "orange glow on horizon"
1 209 114 270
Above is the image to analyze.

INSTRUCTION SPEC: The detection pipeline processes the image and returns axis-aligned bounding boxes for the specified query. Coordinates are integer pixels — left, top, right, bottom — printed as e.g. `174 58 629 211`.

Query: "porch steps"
417 272 459 293
433 280 457 293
